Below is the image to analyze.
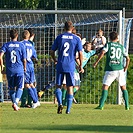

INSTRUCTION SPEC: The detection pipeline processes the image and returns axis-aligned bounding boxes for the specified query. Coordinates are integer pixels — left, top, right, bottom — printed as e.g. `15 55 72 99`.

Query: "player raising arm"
50 21 83 114
93 31 130 110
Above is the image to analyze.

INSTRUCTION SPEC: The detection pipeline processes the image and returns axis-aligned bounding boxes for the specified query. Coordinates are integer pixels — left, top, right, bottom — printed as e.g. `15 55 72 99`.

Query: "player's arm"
124 56 130 72
93 50 106 68
50 50 57 64
78 51 84 73
0 52 4 71
23 59 27 72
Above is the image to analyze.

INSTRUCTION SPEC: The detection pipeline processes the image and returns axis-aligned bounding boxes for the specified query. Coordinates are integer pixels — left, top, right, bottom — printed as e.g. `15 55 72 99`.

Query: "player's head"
27 28 35 37
97 29 103 37
83 42 92 52
27 28 35 41
64 21 73 32
10 29 18 40
109 31 118 41
22 30 30 39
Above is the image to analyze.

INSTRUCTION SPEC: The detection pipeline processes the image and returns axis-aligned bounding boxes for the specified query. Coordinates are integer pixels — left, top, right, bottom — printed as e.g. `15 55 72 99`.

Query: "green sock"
21 88 28 106
99 90 108 107
122 90 129 108
27 94 32 106
62 88 67 106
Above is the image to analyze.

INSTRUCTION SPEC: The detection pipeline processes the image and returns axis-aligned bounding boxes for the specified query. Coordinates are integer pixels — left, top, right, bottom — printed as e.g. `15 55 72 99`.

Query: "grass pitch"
0 103 133 133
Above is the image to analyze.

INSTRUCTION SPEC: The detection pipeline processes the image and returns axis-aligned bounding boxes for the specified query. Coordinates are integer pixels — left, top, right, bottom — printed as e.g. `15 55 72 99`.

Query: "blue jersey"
1 41 26 76
52 32 82 72
21 40 37 71
82 49 96 68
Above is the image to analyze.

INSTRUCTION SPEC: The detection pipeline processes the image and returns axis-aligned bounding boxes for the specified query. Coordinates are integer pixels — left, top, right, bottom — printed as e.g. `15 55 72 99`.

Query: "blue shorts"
7 74 24 89
56 71 75 86
24 70 35 84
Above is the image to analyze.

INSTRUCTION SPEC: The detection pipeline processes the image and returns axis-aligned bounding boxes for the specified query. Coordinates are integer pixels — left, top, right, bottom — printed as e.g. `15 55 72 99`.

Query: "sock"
73 87 77 95
122 90 129 108
55 88 62 106
32 88 38 101
66 94 73 113
62 88 67 106
9 90 16 104
27 94 32 106
0 82 4 102
28 88 37 103
15 88 23 105
99 90 108 107
20 88 28 106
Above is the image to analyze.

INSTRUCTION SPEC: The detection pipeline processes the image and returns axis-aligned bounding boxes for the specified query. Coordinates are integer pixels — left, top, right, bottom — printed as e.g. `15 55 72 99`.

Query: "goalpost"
0 10 131 104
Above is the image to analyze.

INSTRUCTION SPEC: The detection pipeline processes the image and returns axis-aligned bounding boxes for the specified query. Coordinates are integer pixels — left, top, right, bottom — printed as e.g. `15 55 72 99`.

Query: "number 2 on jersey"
63 42 69 56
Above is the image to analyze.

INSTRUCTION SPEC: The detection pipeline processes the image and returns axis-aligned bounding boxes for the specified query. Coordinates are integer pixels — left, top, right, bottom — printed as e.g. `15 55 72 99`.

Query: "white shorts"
62 72 80 86
103 69 126 86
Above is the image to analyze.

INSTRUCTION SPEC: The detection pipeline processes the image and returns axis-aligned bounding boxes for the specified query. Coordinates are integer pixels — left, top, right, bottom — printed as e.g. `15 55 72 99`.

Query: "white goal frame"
0 10 124 105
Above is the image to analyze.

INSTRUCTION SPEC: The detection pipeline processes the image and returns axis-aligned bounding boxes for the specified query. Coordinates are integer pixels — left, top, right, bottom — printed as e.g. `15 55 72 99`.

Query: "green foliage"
0 0 133 10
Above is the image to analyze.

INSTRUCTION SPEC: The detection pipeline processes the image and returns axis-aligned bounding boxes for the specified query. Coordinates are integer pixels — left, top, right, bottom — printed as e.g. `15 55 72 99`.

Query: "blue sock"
28 88 37 103
9 90 16 104
32 88 38 101
66 94 73 113
55 88 62 106
15 88 23 104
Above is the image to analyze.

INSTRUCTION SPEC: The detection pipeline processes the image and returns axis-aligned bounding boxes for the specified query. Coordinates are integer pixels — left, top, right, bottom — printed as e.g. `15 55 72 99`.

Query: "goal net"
0 10 132 104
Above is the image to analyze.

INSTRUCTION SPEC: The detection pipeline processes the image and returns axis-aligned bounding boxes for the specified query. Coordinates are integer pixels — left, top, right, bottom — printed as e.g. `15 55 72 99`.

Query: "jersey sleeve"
0 43 7 53
89 50 96 56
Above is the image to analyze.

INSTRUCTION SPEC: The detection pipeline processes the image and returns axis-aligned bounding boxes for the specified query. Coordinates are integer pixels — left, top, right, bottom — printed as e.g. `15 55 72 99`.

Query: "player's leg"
20 88 28 107
96 84 109 109
55 72 64 114
15 75 24 105
30 84 40 107
66 72 74 114
121 85 129 110
27 74 37 106
0 82 4 102
118 70 129 110
62 76 67 106
30 71 40 107
96 71 116 109
7 75 20 111
38 81 55 98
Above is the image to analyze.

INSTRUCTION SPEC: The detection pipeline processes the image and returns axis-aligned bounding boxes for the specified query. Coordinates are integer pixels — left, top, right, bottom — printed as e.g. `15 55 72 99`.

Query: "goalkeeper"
62 41 96 105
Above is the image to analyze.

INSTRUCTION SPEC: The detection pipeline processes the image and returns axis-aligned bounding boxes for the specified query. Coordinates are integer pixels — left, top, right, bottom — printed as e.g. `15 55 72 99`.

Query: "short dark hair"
109 31 118 41
64 21 73 31
27 28 35 37
10 29 18 39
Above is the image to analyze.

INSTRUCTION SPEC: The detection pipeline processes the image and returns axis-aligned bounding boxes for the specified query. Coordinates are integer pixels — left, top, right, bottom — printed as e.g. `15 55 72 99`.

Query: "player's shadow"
20 125 133 132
